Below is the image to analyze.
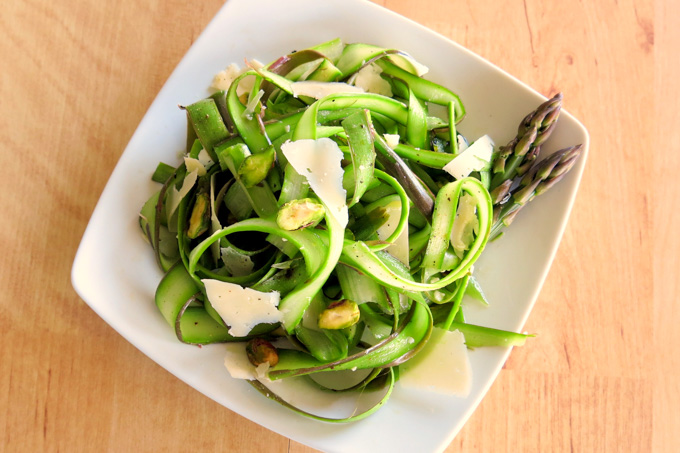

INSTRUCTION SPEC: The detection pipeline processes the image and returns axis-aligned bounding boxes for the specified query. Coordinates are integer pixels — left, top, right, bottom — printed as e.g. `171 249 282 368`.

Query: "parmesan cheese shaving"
442 135 494 180
255 363 271 380
211 60 264 96
211 63 241 92
291 81 364 100
384 133 400 149
224 343 257 380
457 135 469 153
203 279 282 337
353 64 392 97
197 148 215 169
399 328 472 397
243 89 264 119
166 170 199 224
184 157 206 176
280 138 349 227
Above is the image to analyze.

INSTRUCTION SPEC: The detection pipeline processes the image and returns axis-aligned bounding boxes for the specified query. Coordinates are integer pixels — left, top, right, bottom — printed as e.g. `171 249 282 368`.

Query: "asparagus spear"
490 144 583 238
489 93 563 191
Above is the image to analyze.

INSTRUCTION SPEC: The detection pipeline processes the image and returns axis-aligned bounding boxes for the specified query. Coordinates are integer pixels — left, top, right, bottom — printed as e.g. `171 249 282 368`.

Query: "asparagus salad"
138 38 582 421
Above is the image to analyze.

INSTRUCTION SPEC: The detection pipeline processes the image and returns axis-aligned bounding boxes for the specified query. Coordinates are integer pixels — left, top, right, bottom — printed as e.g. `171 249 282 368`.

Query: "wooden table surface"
2 0 678 451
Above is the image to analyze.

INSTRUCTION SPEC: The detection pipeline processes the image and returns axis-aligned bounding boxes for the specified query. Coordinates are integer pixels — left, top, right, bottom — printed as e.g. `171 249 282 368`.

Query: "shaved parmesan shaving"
291 81 364 99
224 343 257 380
211 60 264 96
457 135 469 153
399 328 472 397
247 59 265 70
243 89 264 119
184 157 206 176
203 279 282 337
280 138 349 227
166 170 199 224
255 363 271 380
211 63 240 91
442 135 494 180
384 133 400 149
197 148 215 169
353 64 392 97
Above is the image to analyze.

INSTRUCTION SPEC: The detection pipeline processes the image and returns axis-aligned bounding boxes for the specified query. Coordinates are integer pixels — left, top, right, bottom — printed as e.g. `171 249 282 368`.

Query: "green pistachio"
318 299 361 330
238 147 276 188
276 198 325 231
186 191 210 239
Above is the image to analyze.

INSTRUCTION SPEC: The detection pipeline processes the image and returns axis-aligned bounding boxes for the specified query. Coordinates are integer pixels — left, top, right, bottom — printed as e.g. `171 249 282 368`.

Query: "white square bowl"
72 0 589 451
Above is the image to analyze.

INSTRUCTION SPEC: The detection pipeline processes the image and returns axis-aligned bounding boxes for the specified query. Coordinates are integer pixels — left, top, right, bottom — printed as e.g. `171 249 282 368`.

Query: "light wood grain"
1 0 677 451
652 1 680 452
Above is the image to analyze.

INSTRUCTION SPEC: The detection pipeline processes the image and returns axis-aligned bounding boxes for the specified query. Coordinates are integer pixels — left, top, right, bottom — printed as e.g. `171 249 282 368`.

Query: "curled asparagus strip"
248 367 395 423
